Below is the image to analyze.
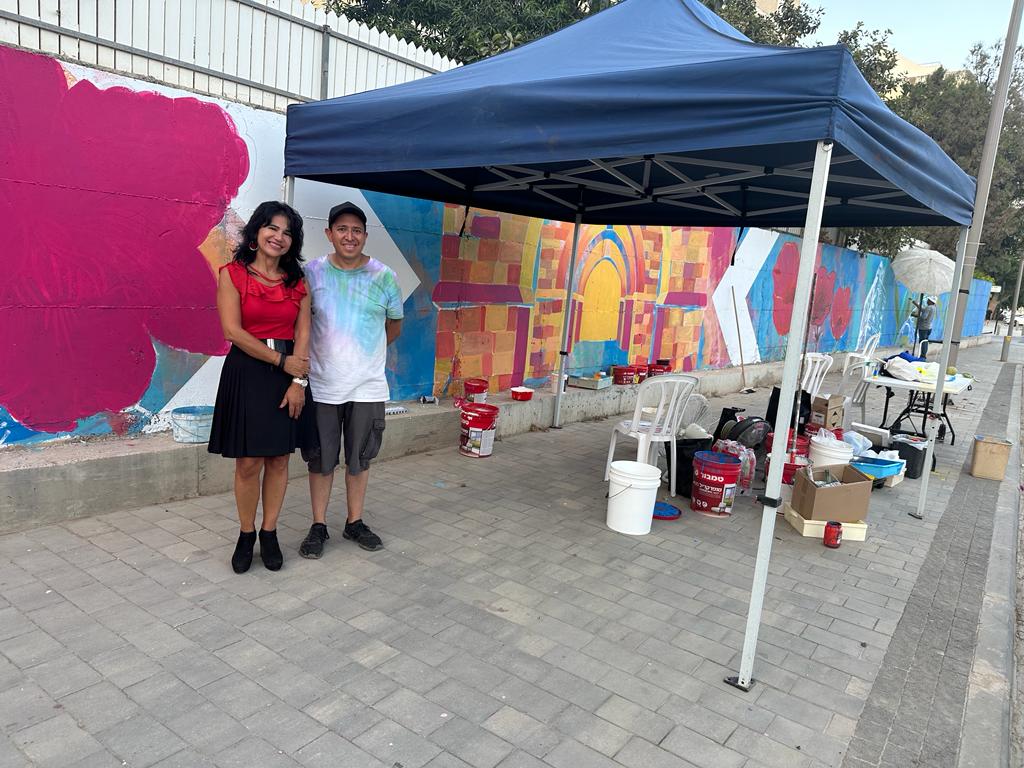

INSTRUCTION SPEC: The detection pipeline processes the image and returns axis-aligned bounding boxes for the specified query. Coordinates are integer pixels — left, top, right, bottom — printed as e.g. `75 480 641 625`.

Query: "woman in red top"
208 201 311 573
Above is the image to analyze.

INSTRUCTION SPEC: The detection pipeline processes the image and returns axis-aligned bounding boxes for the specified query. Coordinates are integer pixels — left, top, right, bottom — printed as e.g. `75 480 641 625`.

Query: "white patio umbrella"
892 247 955 296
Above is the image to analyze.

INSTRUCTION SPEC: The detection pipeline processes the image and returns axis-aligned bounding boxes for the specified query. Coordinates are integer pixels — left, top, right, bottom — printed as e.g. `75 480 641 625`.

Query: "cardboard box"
784 504 867 541
970 435 1012 480
811 394 845 429
790 464 872 524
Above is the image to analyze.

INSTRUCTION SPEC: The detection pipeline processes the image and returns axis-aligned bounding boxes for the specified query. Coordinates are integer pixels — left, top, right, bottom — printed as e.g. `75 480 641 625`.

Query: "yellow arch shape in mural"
580 259 623 341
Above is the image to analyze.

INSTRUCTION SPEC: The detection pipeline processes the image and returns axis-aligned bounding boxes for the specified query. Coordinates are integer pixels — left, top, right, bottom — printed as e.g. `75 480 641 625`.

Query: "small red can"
823 521 843 548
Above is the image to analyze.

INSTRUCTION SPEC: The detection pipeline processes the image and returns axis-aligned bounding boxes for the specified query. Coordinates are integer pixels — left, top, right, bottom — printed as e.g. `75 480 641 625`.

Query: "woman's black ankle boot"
259 528 283 571
231 530 257 573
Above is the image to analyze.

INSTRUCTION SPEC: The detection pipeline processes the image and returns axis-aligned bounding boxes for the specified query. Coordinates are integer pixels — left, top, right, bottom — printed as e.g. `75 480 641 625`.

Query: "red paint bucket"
464 377 489 402
460 403 499 458
691 451 742 516
647 364 670 377
635 363 649 382
612 366 637 385
824 521 843 548
765 431 809 456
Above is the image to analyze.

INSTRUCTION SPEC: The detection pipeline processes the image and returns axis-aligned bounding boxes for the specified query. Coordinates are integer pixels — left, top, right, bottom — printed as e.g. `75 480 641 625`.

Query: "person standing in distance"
910 295 937 357
299 202 403 558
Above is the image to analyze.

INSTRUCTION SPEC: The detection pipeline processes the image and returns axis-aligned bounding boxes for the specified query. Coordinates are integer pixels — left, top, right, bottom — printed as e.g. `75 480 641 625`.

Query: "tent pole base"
724 676 755 693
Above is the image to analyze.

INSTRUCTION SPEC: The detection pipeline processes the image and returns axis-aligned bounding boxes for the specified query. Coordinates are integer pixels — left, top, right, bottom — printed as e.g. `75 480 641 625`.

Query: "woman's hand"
283 354 310 378
280 383 306 419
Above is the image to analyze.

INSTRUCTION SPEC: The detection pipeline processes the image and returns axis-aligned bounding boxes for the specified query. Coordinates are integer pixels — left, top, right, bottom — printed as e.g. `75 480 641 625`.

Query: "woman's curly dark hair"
233 201 305 287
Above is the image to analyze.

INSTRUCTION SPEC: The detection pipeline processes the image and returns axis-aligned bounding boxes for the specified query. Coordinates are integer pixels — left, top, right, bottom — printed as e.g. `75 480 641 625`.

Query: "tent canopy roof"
285 0 974 228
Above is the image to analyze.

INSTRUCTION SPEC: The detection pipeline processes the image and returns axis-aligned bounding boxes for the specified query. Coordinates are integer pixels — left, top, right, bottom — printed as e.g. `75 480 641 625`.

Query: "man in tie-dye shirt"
299 202 403 559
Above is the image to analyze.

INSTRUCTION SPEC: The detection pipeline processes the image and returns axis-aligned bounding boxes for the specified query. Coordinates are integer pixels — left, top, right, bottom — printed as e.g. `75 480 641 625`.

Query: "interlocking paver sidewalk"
0 340 1017 768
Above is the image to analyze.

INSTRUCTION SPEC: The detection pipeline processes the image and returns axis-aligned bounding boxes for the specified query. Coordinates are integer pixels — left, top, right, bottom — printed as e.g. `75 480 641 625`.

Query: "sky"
810 1 1012 70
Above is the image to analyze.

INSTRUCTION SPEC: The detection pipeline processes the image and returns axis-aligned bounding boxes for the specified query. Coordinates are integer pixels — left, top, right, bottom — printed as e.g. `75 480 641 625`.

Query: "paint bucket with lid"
691 451 741 516
606 460 662 535
170 406 214 443
459 403 499 458
463 378 489 402
612 366 637 385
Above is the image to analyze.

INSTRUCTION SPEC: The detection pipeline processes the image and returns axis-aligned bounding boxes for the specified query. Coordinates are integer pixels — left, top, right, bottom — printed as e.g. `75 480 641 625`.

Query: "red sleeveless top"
222 261 306 339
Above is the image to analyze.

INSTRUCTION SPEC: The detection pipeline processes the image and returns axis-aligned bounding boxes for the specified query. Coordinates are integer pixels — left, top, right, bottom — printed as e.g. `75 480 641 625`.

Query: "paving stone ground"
0 341 1017 768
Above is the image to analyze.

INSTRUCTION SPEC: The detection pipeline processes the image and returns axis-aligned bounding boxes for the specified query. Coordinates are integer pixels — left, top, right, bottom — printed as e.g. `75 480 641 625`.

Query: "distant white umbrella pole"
949 0 1024 366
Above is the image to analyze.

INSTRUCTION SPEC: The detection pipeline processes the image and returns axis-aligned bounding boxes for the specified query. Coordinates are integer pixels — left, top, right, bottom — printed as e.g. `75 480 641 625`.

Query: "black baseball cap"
328 201 367 227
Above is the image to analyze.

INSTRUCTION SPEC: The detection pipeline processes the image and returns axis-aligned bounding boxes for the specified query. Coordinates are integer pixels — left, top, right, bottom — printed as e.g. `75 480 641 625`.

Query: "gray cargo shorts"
302 401 385 476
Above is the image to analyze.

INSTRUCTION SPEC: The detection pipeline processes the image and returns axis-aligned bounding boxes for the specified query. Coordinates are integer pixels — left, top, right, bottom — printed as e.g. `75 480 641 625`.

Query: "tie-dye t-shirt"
306 255 404 403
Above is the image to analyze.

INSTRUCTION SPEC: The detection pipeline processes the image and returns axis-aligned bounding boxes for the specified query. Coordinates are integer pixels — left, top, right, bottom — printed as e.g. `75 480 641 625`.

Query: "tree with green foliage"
326 0 596 63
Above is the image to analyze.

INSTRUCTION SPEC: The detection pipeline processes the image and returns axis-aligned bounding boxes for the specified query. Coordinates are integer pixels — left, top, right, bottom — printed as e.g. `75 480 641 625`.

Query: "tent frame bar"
552 214 584 429
404 153 909 220
911 226 970 519
729 139 834 692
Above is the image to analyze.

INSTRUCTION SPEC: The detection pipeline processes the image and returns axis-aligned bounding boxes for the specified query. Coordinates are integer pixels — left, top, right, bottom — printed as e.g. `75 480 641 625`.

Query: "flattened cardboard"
791 464 872 524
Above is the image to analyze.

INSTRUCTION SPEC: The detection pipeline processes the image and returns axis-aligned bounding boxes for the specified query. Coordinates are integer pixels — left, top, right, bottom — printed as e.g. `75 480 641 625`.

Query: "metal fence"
0 0 459 111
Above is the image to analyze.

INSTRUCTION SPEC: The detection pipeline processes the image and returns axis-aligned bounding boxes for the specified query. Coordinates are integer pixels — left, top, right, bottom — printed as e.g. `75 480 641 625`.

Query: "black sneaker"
342 519 383 551
299 523 329 559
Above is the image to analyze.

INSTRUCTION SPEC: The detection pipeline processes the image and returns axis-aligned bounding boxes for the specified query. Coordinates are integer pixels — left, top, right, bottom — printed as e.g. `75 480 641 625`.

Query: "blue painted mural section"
364 192 445 401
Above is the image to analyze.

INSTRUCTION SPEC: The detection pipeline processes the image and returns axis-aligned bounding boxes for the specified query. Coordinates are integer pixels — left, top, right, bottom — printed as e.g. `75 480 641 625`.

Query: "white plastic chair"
604 374 698 497
849 356 878 423
842 333 881 375
800 353 833 401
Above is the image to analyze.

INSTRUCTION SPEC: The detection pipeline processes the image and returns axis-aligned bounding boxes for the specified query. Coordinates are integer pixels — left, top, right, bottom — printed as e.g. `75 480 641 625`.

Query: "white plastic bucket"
809 433 853 467
606 460 662 535
170 406 215 443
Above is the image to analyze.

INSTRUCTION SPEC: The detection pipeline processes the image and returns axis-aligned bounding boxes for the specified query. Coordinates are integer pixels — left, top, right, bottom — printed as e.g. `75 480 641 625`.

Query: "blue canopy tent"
284 0 975 690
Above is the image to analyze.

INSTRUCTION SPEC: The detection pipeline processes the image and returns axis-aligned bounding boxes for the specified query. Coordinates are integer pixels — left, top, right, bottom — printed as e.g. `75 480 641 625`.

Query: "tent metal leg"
552 214 583 428
728 140 833 692
282 176 296 205
911 226 970 520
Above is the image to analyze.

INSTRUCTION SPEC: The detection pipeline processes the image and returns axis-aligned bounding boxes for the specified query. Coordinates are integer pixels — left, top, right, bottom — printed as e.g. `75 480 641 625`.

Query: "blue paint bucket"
170 406 214 443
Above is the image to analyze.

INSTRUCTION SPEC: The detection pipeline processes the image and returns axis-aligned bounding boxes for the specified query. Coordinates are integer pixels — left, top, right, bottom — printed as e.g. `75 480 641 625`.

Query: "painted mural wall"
0 45 991 446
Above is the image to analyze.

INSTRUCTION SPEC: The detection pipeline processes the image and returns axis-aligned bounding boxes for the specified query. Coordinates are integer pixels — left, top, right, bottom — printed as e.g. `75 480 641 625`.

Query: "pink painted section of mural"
0 46 248 432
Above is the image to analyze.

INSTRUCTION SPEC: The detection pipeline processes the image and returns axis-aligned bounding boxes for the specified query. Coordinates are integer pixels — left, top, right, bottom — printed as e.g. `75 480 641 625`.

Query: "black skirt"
208 343 313 458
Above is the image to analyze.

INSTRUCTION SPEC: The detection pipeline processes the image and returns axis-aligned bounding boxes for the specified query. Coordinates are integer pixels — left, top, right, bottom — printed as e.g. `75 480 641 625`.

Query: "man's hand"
280 384 306 419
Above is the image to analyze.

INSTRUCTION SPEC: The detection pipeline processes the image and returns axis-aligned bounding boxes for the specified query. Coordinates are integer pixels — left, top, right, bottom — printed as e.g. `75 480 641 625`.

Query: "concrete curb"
0 335 997 533
957 358 1020 768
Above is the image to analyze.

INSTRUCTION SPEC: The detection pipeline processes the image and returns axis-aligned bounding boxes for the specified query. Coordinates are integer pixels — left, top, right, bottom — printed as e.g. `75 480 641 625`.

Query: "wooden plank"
95 4 115 68
0 0 16 46
235 1 253 81
248 6 265 96
112 0 132 73
148 0 167 80
176 0 195 89
18 0 41 50
130 0 149 76
57 0 79 59
162 0 180 85
261 11 278 94
274 10 290 95
220 0 238 78
208 0 226 79
284 11 302 96
76 0 98 64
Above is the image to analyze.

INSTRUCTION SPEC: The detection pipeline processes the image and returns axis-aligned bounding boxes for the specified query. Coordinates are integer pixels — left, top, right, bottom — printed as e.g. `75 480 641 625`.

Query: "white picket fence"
0 0 459 111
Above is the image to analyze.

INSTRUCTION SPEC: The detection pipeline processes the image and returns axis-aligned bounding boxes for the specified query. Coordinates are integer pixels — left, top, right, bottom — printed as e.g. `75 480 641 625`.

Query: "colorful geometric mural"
0 44 993 447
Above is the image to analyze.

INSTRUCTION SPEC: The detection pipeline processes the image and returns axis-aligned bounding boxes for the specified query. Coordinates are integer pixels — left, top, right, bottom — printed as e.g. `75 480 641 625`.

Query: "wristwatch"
292 377 309 388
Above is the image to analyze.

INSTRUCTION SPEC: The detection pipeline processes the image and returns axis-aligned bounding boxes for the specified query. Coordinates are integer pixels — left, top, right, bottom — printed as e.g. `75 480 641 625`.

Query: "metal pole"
1001 257 1024 360
552 214 583 428
949 0 1024 366
912 227 970 519
282 176 295 205
320 25 331 100
728 140 833 692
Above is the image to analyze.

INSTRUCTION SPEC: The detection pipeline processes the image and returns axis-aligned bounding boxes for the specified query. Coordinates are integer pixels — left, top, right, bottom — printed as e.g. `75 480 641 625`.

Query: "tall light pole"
949 0 1024 365
1000 257 1024 360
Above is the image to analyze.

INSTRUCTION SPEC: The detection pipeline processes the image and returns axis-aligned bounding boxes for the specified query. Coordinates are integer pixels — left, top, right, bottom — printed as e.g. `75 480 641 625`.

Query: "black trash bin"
666 437 714 497
892 436 928 479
